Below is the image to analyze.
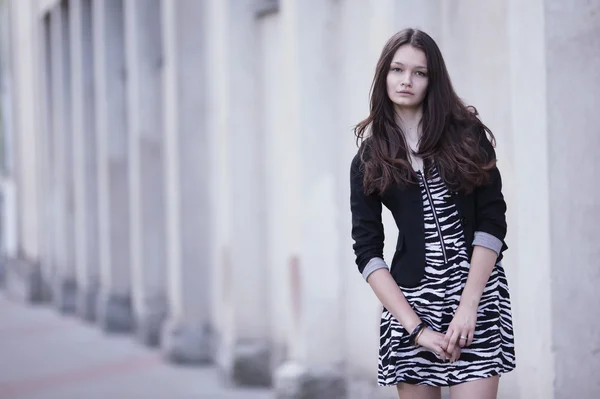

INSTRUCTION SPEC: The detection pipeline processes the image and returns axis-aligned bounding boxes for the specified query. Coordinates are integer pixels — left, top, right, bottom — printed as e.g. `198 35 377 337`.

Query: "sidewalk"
0 294 274 399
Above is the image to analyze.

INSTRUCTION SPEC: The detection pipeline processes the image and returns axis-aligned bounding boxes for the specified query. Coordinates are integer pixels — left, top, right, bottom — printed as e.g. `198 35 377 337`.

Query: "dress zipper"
419 171 448 264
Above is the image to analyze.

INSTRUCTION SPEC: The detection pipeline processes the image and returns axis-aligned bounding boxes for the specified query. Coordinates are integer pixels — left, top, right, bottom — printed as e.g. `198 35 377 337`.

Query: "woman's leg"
396 383 441 399
448 375 499 399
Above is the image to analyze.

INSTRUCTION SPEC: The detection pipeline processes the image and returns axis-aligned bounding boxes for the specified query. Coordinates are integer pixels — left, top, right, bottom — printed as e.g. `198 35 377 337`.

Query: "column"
337 1 395 396
2 0 45 302
543 1 600 397
256 3 288 371
209 0 271 387
394 0 441 40
37 11 56 302
93 0 134 332
49 2 77 313
0 0 13 287
70 0 100 321
508 1 552 398
13 0 42 284
206 0 232 375
439 0 516 205
273 0 346 397
124 0 168 347
160 0 213 364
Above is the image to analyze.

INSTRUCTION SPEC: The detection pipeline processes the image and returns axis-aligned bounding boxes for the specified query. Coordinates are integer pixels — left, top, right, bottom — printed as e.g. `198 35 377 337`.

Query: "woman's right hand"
416 328 451 361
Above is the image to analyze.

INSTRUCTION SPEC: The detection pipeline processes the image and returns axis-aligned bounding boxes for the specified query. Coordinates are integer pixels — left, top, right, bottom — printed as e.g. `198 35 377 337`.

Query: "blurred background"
0 0 599 398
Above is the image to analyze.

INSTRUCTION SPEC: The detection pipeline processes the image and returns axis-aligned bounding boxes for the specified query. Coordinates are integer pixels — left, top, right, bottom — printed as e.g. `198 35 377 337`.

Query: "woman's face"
386 44 429 110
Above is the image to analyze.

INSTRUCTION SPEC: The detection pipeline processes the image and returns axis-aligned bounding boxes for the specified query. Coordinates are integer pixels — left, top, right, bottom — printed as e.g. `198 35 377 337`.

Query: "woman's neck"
394 106 423 148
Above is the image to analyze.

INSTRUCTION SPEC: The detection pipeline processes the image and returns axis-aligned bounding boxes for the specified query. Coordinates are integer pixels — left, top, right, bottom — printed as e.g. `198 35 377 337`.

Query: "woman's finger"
458 332 468 348
443 327 453 347
433 342 447 361
467 330 474 346
446 330 459 354
437 346 447 361
452 346 461 363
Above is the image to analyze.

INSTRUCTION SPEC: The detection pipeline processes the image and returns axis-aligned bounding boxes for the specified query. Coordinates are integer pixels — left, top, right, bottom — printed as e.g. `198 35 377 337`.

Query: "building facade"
1 0 599 398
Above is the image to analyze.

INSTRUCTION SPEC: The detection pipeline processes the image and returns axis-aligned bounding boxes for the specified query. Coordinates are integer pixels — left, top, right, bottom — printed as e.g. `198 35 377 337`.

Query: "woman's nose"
400 73 412 87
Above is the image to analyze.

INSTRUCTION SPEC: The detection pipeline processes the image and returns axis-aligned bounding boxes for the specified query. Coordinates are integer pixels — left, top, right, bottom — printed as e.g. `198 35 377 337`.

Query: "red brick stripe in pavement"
0 354 161 398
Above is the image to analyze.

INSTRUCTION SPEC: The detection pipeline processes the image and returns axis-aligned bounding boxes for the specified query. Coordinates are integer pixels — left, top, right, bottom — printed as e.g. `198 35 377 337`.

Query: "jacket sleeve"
473 133 508 256
350 152 388 280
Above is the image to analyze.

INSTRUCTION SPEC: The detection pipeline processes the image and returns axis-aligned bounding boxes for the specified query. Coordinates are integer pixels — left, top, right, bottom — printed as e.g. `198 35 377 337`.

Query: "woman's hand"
448 344 462 363
416 328 451 361
444 304 477 355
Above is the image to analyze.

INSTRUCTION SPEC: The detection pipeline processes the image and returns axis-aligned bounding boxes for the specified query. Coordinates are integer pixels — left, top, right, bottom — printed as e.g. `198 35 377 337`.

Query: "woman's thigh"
449 375 499 399
396 383 441 399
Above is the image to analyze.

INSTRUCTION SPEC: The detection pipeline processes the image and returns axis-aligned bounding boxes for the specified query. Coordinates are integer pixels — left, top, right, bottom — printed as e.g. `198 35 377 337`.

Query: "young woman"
350 28 516 399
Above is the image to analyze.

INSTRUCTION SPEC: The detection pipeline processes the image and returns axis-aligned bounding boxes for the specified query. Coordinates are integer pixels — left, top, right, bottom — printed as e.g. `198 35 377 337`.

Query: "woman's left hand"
444 304 477 355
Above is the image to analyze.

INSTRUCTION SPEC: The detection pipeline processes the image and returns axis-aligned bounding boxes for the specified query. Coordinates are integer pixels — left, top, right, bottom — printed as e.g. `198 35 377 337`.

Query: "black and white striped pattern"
378 167 516 387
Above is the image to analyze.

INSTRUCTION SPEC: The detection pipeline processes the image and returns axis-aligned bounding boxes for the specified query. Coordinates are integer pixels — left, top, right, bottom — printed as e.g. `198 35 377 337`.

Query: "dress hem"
377 365 516 388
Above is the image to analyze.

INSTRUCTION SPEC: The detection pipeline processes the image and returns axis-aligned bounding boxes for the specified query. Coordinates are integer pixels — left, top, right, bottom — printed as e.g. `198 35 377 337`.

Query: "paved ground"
0 294 274 399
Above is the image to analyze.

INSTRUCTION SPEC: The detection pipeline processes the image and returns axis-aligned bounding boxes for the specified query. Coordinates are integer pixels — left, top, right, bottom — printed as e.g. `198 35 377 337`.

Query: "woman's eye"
391 67 402 72
415 71 428 77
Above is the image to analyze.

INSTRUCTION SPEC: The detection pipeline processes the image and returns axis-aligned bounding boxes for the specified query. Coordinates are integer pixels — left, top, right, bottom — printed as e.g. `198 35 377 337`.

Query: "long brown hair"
355 28 496 195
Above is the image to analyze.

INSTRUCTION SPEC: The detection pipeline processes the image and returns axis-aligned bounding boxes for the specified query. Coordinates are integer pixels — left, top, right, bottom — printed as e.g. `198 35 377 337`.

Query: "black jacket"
350 133 507 287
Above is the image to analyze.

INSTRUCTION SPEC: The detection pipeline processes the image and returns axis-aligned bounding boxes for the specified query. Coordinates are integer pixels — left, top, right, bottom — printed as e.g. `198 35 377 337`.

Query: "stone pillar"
368 0 395 56
508 2 552 396
93 0 134 332
205 0 230 373
160 0 214 364
124 0 168 347
0 1 15 286
273 1 346 398
1 0 47 302
508 3 551 398
207 0 271 387
439 3 517 263
394 0 441 40
255 4 289 372
37 12 56 302
49 2 77 313
12 0 41 278
70 0 100 322
337 2 398 397
543 1 600 397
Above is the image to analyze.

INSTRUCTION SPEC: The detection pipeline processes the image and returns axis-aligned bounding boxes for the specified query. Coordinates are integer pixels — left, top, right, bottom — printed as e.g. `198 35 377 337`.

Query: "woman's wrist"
406 318 423 334
414 325 427 346
459 290 482 310
407 321 427 346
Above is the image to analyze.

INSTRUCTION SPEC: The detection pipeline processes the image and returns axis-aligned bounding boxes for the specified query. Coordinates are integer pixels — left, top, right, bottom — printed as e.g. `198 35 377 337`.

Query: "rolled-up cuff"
472 231 503 255
362 257 388 282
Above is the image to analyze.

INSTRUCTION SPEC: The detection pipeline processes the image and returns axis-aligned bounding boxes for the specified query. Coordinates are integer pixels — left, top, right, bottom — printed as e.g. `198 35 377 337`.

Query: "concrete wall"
2 0 600 398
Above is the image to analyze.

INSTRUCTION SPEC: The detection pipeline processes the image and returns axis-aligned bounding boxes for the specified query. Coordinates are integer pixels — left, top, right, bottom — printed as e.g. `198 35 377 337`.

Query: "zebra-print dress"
378 167 516 387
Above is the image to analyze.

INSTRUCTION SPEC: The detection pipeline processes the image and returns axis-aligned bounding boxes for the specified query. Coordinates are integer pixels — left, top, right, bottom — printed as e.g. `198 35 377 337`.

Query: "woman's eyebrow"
391 61 427 69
